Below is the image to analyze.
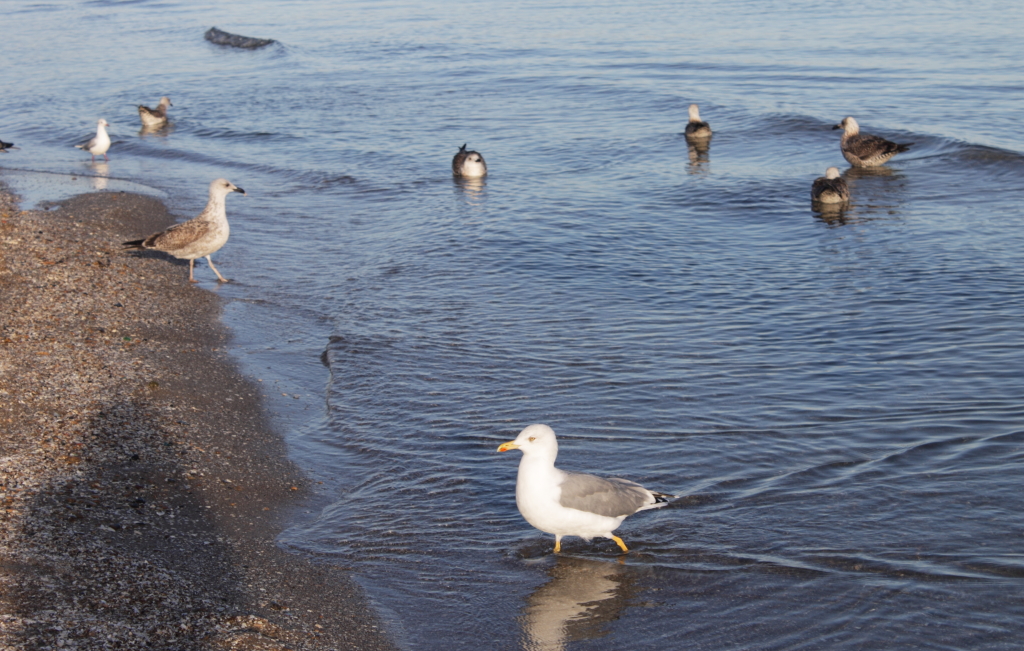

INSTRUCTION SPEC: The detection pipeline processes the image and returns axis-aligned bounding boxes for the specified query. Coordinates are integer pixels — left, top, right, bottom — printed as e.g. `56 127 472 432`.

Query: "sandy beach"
0 182 395 650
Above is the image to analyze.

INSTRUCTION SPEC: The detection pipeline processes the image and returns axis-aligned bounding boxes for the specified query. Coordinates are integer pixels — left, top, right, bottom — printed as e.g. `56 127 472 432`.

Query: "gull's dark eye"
528 437 536 442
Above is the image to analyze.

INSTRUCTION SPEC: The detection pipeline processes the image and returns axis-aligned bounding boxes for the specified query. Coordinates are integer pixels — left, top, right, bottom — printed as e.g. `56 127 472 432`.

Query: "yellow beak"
497 440 520 452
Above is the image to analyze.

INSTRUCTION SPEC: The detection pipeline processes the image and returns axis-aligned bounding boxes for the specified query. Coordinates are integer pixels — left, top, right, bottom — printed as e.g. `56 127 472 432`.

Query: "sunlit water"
4 1 1024 648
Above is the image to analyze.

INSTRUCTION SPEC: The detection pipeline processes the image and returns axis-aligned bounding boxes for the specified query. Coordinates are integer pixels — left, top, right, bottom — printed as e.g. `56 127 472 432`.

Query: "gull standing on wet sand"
452 144 487 178
497 424 675 554
811 167 850 204
833 116 912 167
122 179 246 283
684 104 712 139
75 119 110 161
137 96 172 128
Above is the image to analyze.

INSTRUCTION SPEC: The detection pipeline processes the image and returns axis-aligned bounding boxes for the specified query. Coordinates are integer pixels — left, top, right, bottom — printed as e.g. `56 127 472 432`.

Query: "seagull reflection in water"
89 163 110 191
686 139 710 176
453 176 487 204
139 122 176 138
518 556 639 651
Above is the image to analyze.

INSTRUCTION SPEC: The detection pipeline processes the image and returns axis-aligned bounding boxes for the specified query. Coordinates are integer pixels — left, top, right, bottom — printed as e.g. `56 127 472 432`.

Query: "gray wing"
845 134 902 159
452 144 469 174
685 121 710 135
558 472 651 518
145 219 213 252
811 177 848 200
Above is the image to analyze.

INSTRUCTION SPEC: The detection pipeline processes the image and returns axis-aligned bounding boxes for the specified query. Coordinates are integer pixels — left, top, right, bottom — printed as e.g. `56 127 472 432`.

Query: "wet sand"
0 183 395 650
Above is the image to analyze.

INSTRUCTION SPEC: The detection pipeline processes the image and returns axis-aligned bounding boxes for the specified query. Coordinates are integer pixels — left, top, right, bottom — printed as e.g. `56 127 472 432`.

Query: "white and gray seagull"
452 143 487 178
833 116 912 167
74 119 111 161
684 103 712 139
811 167 850 204
122 178 246 283
497 424 675 554
137 96 172 128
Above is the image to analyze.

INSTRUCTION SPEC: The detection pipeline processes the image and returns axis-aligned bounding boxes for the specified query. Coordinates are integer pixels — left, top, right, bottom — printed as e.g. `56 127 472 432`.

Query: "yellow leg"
553 539 561 553
611 535 629 553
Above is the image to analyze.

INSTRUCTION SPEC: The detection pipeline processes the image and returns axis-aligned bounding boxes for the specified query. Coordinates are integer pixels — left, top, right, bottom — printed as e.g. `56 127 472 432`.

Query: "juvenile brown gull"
833 116 912 167
74 119 110 161
452 144 487 178
497 424 674 554
137 96 172 128
684 103 712 139
122 178 246 283
811 167 850 204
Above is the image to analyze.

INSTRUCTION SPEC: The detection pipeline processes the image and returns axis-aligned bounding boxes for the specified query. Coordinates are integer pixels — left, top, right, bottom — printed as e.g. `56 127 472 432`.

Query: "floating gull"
497 424 674 554
811 167 850 204
452 144 487 178
833 117 912 167
74 119 111 162
684 103 712 139
0 139 18 153
122 178 246 283
137 96 172 128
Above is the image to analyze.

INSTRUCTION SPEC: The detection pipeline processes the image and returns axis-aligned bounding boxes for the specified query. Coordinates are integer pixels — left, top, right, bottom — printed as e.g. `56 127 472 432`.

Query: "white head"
159 96 172 109
98 119 109 128
834 116 859 135
462 153 487 178
688 104 702 122
825 167 841 180
497 424 559 462
208 178 247 199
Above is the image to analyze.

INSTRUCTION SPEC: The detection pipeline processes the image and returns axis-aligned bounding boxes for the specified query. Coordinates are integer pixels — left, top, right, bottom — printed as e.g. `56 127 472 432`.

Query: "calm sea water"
4 1 1024 648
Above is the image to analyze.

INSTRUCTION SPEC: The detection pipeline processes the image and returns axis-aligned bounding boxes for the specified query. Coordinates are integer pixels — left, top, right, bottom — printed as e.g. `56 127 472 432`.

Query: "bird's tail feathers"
637 490 676 511
651 491 676 504
122 239 146 249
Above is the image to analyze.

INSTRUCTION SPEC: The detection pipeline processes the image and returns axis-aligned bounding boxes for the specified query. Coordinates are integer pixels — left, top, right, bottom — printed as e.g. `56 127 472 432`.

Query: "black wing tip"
122 239 146 249
652 491 676 503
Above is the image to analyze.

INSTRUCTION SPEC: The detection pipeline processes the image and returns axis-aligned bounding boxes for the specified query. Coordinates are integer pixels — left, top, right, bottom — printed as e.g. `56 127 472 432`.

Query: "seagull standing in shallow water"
122 178 246 283
497 424 675 554
811 167 850 204
452 144 487 178
75 119 111 161
137 96 172 128
833 117 912 167
684 103 712 139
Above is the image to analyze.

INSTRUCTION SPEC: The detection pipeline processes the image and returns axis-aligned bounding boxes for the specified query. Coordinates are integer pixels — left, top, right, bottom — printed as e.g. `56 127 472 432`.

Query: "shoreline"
0 184 395 650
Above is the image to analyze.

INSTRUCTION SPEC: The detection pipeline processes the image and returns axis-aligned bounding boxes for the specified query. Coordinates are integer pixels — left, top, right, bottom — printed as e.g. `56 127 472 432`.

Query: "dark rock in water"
204 26 275 49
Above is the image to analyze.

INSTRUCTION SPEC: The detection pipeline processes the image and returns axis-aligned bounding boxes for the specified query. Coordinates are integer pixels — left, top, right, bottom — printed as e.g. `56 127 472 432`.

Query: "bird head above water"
833 116 859 134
